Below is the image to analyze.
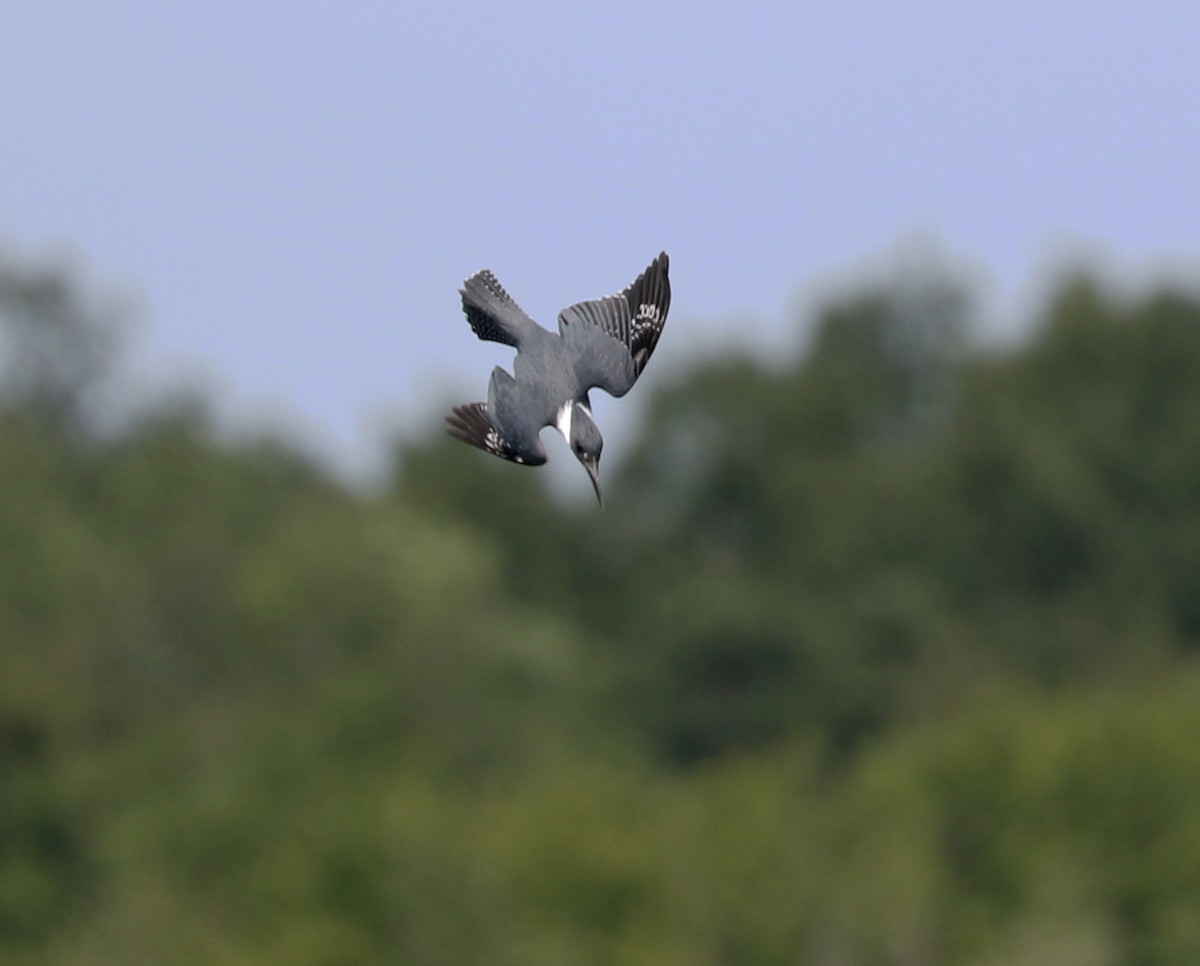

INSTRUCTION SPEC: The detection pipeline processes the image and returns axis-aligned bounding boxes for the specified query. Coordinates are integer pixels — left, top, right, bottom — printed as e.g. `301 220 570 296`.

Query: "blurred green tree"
0 257 125 435
3 248 1200 963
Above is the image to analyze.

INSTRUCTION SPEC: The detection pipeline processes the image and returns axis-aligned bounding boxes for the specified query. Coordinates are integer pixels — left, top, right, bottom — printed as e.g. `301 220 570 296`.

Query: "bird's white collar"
555 401 573 442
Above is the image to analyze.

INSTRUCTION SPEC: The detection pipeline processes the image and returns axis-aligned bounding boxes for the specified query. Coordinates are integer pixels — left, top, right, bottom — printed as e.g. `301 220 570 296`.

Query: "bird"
446 252 671 505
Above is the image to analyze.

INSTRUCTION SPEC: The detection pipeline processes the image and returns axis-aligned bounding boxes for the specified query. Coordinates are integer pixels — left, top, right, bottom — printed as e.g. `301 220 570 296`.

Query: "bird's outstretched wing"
460 269 540 348
445 403 546 466
557 252 671 397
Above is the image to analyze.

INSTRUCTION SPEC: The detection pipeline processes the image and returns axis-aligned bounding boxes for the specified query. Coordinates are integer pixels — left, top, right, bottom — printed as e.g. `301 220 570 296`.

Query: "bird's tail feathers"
460 270 536 347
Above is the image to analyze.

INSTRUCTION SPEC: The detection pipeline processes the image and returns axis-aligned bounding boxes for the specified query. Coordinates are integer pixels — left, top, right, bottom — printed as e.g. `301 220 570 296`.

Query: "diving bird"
446 252 671 505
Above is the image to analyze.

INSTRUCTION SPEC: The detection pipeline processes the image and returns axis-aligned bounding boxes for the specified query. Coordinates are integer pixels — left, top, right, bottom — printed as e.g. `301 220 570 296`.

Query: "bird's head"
567 403 604 506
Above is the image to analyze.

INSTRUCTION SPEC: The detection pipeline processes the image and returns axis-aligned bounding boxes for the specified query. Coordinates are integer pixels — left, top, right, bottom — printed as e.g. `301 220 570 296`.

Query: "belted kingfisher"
446 252 671 505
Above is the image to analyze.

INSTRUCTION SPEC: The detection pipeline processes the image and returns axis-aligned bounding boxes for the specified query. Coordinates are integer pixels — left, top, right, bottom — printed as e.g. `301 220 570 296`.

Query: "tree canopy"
2 251 1199 963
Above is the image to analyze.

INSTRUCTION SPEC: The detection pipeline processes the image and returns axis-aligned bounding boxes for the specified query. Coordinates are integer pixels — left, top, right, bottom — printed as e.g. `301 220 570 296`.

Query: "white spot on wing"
632 303 662 341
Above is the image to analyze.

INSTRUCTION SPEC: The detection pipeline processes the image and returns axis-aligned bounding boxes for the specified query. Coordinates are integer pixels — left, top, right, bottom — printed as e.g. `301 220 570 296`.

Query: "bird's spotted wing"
558 252 670 397
446 403 545 465
460 270 540 348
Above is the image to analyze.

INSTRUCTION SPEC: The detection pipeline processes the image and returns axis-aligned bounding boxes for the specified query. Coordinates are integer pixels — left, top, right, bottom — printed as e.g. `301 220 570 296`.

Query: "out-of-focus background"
4 2 1200 963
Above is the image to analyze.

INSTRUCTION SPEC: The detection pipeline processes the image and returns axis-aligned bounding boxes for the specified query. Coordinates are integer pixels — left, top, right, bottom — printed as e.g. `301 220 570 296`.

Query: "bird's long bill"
583 456 603 507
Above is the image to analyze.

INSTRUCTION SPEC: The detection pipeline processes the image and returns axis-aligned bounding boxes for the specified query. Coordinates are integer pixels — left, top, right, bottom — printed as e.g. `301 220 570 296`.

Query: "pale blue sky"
3 1 1198 480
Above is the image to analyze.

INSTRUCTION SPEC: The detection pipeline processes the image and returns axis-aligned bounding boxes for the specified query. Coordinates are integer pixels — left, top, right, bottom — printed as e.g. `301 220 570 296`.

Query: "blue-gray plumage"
446 252 671 505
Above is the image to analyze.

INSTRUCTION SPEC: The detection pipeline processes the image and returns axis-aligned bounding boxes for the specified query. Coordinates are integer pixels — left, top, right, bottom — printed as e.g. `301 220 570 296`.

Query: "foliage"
3 251 1200 962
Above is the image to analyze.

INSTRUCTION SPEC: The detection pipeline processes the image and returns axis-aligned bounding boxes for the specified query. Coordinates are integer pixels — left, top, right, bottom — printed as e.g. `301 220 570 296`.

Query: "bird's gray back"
511 327 586 420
